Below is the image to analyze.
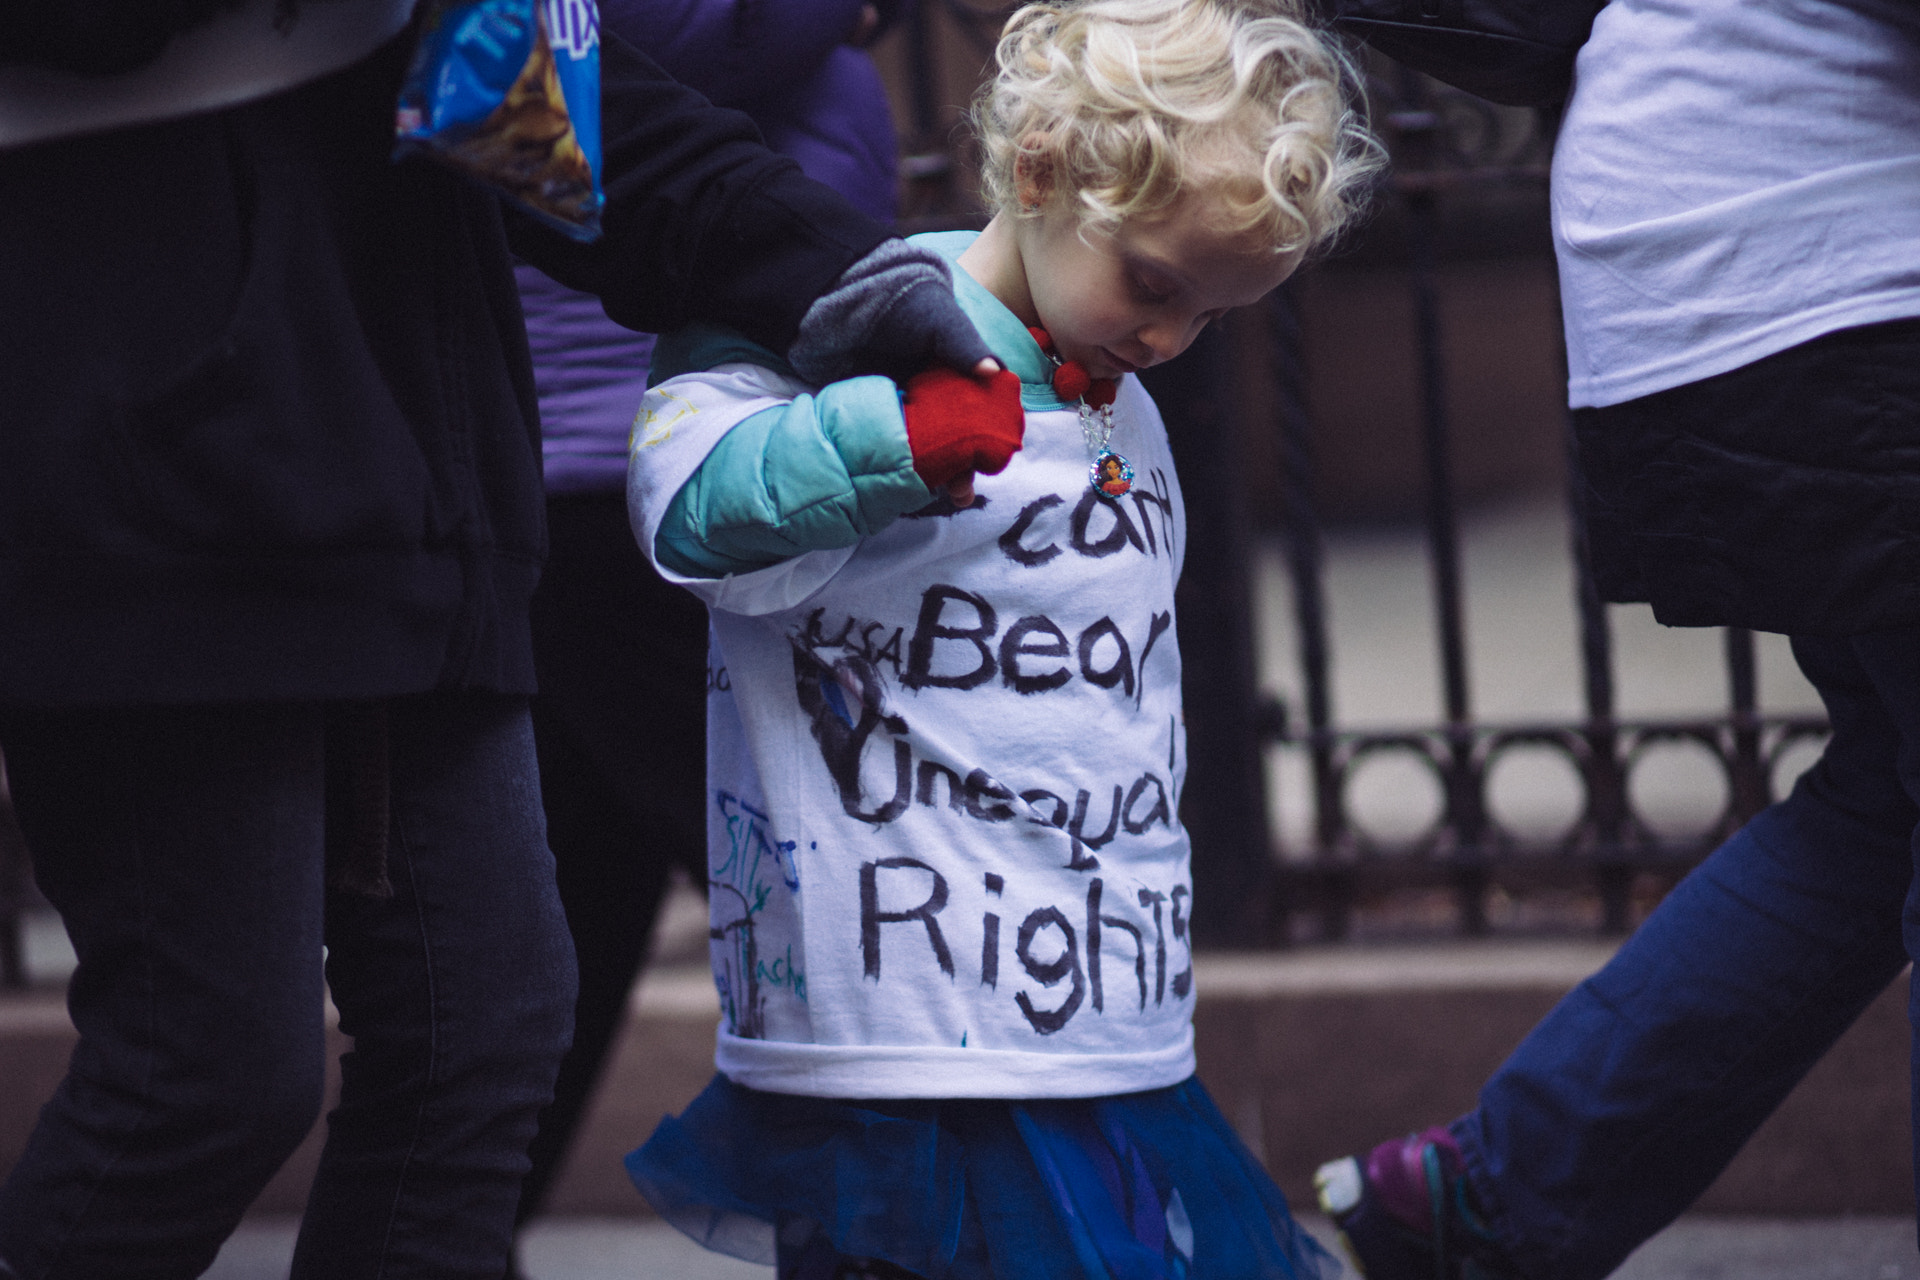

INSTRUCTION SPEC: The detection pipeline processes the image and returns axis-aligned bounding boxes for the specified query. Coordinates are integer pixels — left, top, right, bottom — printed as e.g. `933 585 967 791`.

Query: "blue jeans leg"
290 692 577 1279
0 703 330 1280
1452 633 1915 1280
1843 628 1920 1235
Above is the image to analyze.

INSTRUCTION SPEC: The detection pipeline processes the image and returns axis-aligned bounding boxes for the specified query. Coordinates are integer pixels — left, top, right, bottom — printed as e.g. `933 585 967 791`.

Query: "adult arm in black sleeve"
505 29 883 356
507 30 995 382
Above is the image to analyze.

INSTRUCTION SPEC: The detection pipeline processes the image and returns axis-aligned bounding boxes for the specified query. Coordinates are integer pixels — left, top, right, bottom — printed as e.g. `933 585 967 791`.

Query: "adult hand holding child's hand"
788 240 1002 387
902 366 1025 505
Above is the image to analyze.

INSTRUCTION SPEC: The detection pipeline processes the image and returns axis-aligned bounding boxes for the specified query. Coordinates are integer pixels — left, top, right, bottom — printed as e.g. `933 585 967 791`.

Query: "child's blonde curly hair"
974 0 1381 257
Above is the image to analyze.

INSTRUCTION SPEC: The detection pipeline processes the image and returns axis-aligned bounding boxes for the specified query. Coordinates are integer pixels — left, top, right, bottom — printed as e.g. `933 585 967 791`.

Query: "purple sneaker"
1313 1128 1520 1280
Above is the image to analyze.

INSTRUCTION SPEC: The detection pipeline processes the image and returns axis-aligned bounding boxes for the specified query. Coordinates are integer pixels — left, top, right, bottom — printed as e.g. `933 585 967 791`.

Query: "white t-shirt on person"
626 268 1198 1100
1551 0 1920 408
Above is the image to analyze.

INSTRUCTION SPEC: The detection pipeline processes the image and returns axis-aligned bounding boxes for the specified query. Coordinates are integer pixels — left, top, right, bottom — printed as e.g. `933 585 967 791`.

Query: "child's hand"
901 367 1025 495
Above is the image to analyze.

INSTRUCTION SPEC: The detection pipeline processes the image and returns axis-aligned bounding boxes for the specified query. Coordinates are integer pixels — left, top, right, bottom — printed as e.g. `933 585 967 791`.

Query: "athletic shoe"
1313 1127 1521 1280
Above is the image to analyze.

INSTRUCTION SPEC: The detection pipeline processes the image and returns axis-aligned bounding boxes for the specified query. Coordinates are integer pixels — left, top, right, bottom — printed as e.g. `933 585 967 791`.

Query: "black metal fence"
1246 65 1829 947
1262 62 1827 946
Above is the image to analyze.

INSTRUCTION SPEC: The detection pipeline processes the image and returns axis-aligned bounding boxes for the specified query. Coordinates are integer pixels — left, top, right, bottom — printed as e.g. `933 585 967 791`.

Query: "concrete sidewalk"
204 1213 1918 1279
3 932 1912 1220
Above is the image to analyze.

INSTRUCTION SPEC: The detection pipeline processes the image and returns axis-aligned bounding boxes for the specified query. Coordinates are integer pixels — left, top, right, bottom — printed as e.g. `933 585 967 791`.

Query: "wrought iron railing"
1255 63 1828 945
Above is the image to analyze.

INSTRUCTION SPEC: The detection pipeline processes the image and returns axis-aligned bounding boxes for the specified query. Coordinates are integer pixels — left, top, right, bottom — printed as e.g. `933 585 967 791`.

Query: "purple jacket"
522 0 899 494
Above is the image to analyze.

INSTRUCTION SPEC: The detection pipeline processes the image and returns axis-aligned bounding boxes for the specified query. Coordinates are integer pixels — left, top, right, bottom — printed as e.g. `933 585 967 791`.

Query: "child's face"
1014 186 1298 380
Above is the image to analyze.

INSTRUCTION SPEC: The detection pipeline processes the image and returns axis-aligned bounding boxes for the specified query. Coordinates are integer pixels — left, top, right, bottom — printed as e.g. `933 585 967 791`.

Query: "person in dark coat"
511 0 906 1231
0 3 992 1275
1315 0 1920 1276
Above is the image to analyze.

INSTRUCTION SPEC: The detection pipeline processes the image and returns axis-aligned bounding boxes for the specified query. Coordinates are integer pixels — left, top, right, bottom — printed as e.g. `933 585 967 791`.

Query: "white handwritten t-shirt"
628 242 1196 1099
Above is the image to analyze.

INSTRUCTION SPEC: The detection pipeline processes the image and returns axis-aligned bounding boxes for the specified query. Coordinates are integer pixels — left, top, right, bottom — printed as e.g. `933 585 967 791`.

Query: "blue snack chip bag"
395 0 604 241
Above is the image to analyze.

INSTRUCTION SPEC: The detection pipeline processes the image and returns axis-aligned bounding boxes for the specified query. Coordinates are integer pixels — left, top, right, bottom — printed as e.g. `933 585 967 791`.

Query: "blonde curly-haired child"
621 2 1380 1276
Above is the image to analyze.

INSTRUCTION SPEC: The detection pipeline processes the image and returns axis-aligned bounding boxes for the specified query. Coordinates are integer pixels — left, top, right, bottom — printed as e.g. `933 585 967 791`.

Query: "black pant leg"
0 703 329 1278
519 492 710 1221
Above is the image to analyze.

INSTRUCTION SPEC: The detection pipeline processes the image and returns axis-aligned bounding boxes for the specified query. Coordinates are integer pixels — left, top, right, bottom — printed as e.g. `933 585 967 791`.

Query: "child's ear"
1014 135 1053 209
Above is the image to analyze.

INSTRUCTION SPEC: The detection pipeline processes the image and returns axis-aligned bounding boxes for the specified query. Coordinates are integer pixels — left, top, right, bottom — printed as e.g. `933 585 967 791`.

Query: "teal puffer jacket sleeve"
654 374 936 578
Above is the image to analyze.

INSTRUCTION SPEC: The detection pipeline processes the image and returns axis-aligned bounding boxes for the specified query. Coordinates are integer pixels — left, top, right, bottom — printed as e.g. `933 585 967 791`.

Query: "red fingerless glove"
901 367 1026 490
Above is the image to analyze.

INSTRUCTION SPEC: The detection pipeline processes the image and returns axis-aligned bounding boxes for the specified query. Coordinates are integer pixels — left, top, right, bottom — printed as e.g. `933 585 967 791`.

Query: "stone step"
2 941 1908 1218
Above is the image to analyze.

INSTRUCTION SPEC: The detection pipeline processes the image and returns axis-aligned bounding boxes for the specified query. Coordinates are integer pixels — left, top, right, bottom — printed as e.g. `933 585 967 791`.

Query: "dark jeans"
0 692 576 1279
1454 632 1920 1280
518 491 708 1223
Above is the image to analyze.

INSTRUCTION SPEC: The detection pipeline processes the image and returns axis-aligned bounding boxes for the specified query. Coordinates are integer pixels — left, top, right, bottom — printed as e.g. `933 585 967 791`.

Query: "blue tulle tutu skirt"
625 1074 1337 1280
